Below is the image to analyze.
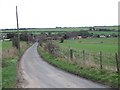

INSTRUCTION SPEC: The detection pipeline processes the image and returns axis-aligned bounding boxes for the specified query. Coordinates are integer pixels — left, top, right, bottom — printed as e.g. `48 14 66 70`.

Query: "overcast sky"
0 0 119 29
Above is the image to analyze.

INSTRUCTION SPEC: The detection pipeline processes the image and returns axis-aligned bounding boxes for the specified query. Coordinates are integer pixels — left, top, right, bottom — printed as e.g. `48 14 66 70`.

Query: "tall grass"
53 38 118 71
60 48 117 72
1 41 31 88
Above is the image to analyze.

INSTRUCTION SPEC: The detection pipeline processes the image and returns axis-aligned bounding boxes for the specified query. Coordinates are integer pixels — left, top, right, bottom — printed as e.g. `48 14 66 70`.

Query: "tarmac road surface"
20 42 109 88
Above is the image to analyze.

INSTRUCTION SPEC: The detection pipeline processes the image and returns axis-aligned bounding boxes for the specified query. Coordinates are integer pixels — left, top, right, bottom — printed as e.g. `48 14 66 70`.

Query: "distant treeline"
0 28 36 30
0 25 118 31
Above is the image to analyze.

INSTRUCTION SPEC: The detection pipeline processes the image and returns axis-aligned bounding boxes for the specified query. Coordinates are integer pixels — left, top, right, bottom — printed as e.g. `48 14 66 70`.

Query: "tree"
78 30 92 37
63 34 68 39
20 32 28 41
6 33 15 39
48 32 52 37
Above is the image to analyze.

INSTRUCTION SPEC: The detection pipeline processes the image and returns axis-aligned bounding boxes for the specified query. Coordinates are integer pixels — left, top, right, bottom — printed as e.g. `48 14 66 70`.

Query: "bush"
78 30 92 37
44 41 60 57
6 33 15 39
20 32 28 41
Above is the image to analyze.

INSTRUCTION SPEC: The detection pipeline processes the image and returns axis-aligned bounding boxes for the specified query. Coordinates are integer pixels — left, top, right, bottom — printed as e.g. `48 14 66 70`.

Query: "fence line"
59 48 118 73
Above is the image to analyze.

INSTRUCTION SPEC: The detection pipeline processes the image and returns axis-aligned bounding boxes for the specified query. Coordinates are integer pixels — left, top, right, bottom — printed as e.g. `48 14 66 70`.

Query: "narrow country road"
20 43 109 88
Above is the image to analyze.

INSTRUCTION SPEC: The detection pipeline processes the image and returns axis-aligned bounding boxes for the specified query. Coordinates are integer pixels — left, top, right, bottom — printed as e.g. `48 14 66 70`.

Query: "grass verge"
37 46 119 88
2 41 31 88
2 57 18 88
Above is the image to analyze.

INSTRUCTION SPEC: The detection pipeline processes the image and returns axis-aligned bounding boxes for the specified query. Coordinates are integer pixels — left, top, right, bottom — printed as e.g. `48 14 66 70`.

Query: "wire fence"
60 48 118 73
43 41 119 73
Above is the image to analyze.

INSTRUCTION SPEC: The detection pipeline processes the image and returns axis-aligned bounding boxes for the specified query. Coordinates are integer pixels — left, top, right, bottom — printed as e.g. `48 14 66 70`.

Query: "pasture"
1 41 12 51
53 37 118 72
56 38 118 53
89 31 118 35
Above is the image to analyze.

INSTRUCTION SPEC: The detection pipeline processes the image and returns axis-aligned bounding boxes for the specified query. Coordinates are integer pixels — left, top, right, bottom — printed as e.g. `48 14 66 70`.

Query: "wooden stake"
100 51 103 70
115 53 119 73
70 49 73 60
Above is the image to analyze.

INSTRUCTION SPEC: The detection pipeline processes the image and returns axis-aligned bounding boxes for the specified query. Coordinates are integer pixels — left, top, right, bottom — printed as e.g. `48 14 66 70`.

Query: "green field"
53 37 118 73
89 31 118 35
55 38 118 53
1 41 12 51
1 28 86 33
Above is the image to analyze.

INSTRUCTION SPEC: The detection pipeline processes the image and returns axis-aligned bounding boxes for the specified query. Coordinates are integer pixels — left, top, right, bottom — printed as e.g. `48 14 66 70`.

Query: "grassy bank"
37 46 119 88
1 41 31 88
2 58 18 88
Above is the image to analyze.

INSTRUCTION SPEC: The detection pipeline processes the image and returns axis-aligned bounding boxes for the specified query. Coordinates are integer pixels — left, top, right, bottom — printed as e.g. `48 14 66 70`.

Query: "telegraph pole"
16 6 20 51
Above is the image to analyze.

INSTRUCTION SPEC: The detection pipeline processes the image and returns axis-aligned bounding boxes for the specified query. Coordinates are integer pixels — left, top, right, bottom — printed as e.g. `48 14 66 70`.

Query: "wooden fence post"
100 51 103 70
70 49 73 60
83 50 85 61
82 50 85 65
115 53 119 73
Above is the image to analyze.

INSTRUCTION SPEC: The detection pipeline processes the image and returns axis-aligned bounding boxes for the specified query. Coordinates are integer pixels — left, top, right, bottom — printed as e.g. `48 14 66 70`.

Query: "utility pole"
16 6 20 51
